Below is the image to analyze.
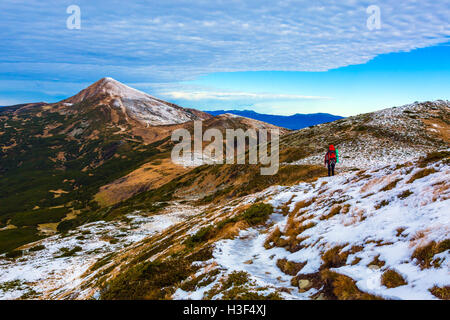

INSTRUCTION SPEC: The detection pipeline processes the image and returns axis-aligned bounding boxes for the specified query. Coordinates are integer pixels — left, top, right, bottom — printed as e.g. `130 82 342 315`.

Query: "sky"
0 0 449 116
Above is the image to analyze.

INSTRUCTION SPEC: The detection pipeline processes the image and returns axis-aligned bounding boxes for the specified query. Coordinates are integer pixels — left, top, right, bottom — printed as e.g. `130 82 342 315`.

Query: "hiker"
324 144 338 176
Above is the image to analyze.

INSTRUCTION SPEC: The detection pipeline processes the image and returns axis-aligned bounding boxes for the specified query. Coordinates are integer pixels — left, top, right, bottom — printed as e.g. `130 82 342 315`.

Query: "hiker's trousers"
327 162 335 176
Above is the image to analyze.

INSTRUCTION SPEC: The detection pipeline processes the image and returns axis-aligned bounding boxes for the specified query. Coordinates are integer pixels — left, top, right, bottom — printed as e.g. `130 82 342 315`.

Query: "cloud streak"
164 91 331 101
0 0 449 105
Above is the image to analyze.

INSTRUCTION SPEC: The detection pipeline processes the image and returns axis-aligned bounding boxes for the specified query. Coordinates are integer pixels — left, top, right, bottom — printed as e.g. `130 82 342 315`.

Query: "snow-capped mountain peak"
64 78 211 126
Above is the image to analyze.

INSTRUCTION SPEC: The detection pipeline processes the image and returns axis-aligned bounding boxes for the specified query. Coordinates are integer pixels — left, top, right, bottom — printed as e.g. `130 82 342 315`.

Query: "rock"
314 293 326 300
368 264 381 270
298 279 311 290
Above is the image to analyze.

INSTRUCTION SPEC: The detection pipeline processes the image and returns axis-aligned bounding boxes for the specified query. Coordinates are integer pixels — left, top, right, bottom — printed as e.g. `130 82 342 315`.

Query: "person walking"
324 144 338 176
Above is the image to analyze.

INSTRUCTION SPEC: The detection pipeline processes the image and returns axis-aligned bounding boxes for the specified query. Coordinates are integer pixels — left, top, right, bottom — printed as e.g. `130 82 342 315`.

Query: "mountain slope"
0 78 287 253
65 77 212 126
1 150 447 300
0 96 449 300
281 100 450 168
206 109 343 130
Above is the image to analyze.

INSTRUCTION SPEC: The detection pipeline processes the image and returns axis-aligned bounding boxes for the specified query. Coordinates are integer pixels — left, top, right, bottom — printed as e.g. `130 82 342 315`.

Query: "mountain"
0 78 286 253
280 100 450 168
206 109 344 130
65 77 212 126
0 94 448 300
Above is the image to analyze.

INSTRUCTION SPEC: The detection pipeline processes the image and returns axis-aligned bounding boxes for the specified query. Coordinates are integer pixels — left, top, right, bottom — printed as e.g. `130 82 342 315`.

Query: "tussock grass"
429 285 450 300
381 269 407 288
205 271 282 300
276 258 306 276
318 270 382 300
412 239 450 269
418 151 450 168
406 168 437 184
380 178 402 192
321 245 349 269
320 205 342 220
397 190 413 199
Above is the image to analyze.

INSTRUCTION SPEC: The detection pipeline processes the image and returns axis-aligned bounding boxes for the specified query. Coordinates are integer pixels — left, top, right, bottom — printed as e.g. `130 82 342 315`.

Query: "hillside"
0 150 447 300
207 110 343 130
0 78 286 253
0 97 448 299
0 91 449 300
281 100 450 168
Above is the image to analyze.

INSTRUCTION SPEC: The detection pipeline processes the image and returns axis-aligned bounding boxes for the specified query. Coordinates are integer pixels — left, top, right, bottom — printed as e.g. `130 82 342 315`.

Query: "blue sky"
0 0 449 116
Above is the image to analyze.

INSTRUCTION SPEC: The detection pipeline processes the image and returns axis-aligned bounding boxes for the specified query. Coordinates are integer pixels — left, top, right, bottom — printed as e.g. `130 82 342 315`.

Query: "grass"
321 245 349 269
0 227 43 254
380 178 401 192
320 205 342 220
397 190 413 199
418 151 450 168
374 199 390 210
180 269 220 292
0 280 24 292
55 246 82 258
240 203 273 226
429 285 450 300
5 250 23 259
100 256 198 300
319 270 382 300
412 239 450 269
406 168 437 184
184 226 214 248
29 244 45 252
184 203 273 248
368 255 386 268
381 269 407 288
205 271 282 300
89 253 115 272
276 258 306 276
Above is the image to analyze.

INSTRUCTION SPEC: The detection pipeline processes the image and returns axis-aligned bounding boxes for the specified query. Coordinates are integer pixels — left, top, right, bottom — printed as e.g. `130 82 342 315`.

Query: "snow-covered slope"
283 100 449 169
65 77 211 126
1 151 448 300
0 203 204 299
176 151 449 300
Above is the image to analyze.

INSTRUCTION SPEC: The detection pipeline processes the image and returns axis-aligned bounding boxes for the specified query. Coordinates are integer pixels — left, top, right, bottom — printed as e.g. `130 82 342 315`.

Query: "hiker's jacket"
324 150 337 165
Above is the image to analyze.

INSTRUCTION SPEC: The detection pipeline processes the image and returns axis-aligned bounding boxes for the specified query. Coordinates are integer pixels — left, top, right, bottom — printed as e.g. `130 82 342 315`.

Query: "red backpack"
328 150 336 160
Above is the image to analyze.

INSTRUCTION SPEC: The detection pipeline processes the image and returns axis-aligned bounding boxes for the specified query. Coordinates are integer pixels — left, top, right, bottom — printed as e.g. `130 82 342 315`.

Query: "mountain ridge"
206 109 343 130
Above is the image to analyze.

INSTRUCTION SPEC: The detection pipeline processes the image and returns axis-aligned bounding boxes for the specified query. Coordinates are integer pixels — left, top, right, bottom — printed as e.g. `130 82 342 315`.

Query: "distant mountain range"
206 109 344 130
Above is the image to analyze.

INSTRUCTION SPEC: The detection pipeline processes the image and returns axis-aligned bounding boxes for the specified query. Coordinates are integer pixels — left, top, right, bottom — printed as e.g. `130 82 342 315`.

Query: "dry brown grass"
411 239 450 269
320 205 342 220
374 199 390 210
291 198 315 215
429 285 450 300
319 270 382 300
95 157 189 206
264 227 282 249
381 269 407 288
321 245 349 269
341 204 351 214
380 178 402 192
276 258 306 276
367 255 386 268
397 190 413 199
406 168 437 184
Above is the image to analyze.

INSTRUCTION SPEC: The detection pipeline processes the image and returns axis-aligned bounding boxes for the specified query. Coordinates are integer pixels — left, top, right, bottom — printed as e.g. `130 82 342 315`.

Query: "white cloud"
0 0 449 81
0 0 449 108
164 90 331 101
